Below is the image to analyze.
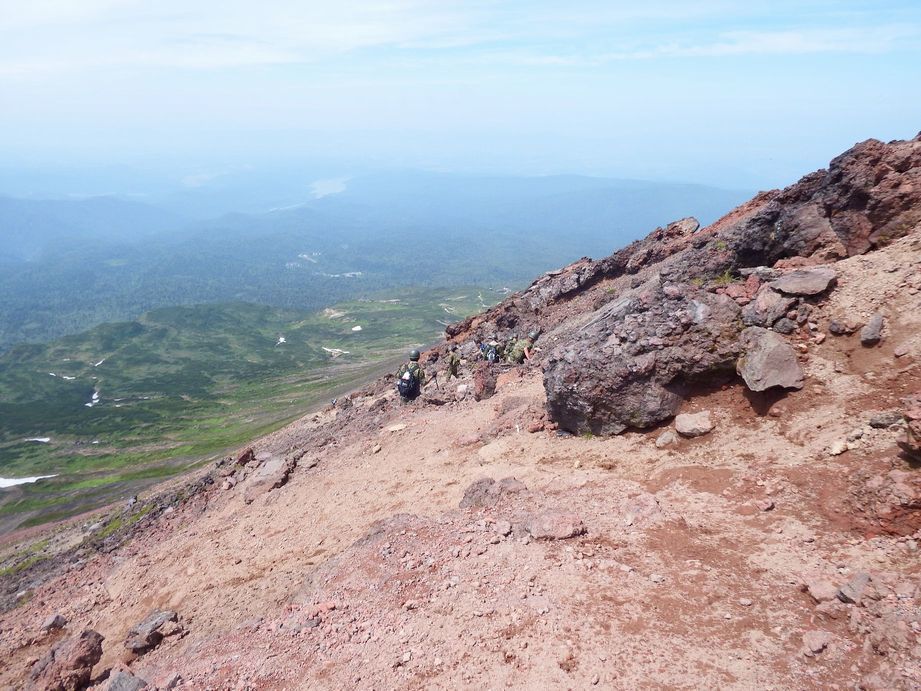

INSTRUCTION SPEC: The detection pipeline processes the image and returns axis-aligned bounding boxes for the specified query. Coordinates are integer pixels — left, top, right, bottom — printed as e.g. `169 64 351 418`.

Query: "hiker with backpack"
444 343 461 382
396 349 426 402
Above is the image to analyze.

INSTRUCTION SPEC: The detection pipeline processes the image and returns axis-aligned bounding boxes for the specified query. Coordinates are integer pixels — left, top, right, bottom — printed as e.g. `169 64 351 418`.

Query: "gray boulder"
769 266 837 296
125 610 180 655
106 670 149 691
736 327 805 391
544 283 742 434
860 313 885 346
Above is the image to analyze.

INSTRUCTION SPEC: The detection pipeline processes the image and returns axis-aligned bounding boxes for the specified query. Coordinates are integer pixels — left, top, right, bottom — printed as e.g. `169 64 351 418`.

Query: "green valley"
0 289 499 533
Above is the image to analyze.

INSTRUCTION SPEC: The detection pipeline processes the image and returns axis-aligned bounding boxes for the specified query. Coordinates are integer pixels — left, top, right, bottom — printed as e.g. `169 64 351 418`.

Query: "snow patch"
351 325 363 332
25 437 51 443
0 475 57 489
322 347 350 358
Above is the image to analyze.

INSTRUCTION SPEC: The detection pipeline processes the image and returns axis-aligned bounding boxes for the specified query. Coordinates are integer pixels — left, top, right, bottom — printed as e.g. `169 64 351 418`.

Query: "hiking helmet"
528 330 539 340
409 349 421 361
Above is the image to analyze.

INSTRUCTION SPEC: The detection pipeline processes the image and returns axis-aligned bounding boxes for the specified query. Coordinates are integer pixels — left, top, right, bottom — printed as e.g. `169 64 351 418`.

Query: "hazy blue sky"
1 0 919 189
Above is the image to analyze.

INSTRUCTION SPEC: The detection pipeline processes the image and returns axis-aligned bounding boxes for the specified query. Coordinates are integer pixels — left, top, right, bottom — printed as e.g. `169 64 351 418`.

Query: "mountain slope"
1 136 920 689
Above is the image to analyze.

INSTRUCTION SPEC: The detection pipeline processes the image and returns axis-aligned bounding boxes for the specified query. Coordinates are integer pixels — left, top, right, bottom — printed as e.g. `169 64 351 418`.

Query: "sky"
1 0 920 190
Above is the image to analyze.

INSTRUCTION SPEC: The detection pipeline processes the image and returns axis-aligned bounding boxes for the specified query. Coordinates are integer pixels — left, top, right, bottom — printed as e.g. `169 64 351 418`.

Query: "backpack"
397 363 420 399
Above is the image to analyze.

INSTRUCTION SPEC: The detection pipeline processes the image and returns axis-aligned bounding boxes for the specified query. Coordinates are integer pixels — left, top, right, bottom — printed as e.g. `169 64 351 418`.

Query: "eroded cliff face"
446 134 921 434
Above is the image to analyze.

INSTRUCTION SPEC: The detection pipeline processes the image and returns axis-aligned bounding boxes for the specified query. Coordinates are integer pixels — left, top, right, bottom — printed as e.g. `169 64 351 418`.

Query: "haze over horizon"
2 0 920 197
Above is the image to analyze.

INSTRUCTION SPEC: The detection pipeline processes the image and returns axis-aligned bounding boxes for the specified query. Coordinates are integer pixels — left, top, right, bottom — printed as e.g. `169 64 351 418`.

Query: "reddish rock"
27 629 104 691
472 362 497 402
526 420 545 433
235 447 256 466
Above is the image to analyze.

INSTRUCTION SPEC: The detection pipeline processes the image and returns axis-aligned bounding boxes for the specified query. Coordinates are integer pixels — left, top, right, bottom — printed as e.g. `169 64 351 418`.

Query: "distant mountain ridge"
0 172 753 350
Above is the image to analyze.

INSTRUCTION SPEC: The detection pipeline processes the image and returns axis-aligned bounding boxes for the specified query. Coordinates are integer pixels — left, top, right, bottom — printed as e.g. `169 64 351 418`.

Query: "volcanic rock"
42 614 67 633
124 610 180 655
736 327 805 392
869 410 903 428
769 267 837 296
27 629 104 691
741 287 795 327
772 318 797 335
106 670 149 690
828 319 856 335
472 362 497 401
544 286 742 434
860 313 885 346
235 447 256 466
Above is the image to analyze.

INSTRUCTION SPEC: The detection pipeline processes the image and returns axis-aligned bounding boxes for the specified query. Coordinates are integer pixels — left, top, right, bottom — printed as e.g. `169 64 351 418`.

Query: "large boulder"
544 281 742 435
736 327 805 392
27 629 104 691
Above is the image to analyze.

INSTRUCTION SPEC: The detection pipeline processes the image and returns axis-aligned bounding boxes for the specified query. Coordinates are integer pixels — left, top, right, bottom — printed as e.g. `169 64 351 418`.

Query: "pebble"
650 573 665 584
738 598 753 607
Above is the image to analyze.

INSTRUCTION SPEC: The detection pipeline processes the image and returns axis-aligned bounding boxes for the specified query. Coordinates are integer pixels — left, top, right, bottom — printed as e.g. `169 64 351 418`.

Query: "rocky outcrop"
27 629 104 691
441 135 920 435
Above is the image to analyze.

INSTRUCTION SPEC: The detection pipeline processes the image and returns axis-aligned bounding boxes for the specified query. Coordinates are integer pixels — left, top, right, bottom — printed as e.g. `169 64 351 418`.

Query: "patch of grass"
713 269 737 286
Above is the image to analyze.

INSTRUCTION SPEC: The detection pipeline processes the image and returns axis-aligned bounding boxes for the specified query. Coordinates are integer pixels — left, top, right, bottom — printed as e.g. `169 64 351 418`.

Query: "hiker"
481 336 502 363
444 343 461 381
396 349 426 402
507 330 539 364
524 330 539 361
